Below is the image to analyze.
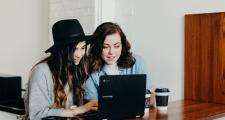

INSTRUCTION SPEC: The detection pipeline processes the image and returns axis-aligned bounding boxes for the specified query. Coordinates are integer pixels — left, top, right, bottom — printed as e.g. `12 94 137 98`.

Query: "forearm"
29 107 64 120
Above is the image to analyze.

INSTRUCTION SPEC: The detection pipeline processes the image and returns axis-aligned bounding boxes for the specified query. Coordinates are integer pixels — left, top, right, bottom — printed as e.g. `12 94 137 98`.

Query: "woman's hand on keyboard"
69 100 98 116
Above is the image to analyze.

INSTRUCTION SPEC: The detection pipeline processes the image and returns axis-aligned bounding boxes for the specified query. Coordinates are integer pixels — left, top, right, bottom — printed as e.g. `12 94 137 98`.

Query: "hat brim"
45 35 94 53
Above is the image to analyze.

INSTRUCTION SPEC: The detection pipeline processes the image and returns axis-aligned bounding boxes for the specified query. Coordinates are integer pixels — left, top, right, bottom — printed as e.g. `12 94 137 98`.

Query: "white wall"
112 0 225 101
0 0 49 89
0 0 49 118
49 0 96 45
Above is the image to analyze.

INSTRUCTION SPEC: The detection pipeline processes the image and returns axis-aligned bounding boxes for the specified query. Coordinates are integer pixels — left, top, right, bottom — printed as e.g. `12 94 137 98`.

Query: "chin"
74 61 79 65
106 61 116 65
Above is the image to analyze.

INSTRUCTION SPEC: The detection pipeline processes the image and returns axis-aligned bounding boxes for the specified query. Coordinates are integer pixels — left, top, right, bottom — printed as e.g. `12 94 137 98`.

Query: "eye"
114 43 121 48
114 45 120 48
103 45 109 49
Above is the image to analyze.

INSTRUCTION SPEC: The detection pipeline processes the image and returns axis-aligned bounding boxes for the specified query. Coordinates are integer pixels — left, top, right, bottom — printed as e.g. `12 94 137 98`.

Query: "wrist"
80 105 89 113
62 109 74 117
71 105 88 116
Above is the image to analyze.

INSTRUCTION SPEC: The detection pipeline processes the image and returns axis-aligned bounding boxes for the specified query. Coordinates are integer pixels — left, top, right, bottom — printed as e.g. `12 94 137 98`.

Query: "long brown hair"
89 22 135 72
33 41 88 108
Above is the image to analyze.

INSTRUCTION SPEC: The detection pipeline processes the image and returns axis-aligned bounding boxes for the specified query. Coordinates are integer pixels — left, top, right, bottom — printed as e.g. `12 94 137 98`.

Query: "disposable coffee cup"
155 88 170 111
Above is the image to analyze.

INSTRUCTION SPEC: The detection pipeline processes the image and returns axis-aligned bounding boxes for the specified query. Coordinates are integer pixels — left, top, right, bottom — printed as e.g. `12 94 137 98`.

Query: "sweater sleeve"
134 55 152 91
84 74 99 100
28 64 63 120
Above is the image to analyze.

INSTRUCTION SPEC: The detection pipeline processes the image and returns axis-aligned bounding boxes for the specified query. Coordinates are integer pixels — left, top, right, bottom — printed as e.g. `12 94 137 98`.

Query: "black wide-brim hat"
45 19 93 53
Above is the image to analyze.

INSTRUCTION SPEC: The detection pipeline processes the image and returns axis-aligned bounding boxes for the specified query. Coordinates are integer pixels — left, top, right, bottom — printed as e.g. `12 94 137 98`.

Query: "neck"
105 63 117 67
103 63 119 75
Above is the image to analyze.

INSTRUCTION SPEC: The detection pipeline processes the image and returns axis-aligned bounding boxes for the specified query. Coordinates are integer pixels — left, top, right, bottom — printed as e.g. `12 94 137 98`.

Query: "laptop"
0 73 25 115
86 74 147 119
42 74 147 120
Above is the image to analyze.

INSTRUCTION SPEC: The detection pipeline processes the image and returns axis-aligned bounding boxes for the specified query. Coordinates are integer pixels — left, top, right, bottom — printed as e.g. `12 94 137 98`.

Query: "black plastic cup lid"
155 88 170 92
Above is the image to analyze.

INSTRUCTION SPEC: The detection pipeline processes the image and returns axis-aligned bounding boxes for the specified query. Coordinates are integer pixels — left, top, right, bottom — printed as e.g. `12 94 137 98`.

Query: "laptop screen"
98 74 146 119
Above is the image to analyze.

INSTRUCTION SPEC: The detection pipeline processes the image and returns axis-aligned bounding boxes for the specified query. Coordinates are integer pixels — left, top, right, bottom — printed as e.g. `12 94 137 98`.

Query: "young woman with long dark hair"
27 19 97 119
84 22 152 101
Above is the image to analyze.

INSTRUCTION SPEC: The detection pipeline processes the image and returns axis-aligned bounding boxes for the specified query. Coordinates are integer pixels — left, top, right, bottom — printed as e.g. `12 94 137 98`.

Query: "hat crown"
52 19 85 44
45 19 92 53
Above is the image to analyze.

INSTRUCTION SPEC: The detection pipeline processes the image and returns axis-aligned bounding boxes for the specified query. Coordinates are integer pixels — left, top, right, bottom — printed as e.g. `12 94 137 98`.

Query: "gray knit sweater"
27 63 73 120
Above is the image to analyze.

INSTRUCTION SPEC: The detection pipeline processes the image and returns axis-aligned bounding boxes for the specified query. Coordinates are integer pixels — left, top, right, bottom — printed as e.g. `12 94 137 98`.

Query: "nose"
108 48 114 55
75 49 82 58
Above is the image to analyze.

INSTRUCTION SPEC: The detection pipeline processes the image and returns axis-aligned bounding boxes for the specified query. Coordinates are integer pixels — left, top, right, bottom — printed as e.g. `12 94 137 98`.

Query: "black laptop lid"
98 74 146 119
0 74 21 102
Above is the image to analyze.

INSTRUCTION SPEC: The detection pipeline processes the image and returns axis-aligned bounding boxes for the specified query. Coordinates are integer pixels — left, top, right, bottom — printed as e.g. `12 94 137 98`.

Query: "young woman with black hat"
27 19 97 119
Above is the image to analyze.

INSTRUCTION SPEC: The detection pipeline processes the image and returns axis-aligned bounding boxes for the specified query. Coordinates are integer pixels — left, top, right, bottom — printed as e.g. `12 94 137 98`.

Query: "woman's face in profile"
74 41 86 65
102 32 122 65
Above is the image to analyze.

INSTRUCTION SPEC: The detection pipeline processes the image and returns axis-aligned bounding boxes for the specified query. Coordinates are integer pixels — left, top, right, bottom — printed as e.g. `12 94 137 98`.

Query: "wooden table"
137 100 225 120
42 100 225 120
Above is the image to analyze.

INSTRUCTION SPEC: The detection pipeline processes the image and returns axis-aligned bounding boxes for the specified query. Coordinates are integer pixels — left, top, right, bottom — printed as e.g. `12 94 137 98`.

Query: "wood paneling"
185 12 225 104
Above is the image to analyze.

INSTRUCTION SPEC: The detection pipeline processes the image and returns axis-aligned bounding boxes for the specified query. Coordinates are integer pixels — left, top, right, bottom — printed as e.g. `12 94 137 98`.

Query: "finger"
88 101 98 106
70 105 77 110
90 100 98 102
90 100 98 103
90 107 98 111
93 101 98 106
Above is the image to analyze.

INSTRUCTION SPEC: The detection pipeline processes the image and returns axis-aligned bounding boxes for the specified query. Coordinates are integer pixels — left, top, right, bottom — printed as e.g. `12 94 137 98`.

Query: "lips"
74 58 81 62
106 56 115 61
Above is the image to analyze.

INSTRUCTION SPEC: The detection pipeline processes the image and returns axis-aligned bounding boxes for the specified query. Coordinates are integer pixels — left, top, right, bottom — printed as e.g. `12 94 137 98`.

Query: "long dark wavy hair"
33 41 88 108
89 22 136 72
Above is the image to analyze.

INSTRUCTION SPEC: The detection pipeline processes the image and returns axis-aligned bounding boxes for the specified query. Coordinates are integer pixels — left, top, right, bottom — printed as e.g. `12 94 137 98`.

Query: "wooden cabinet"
185 12 225 104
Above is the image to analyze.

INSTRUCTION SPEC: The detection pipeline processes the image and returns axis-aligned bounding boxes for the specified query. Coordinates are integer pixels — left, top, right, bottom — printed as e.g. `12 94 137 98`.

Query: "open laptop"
0 73 25 115
42 74 146 120
85 74 147 119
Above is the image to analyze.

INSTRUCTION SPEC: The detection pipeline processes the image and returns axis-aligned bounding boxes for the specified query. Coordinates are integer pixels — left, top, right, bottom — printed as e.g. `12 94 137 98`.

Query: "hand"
149 91 156 107
83 100 98 111
69 100 98 116
62 101 98 117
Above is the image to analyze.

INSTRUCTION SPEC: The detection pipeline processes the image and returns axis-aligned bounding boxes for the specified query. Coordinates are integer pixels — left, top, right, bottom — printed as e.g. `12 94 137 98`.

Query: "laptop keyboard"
82 111 104 120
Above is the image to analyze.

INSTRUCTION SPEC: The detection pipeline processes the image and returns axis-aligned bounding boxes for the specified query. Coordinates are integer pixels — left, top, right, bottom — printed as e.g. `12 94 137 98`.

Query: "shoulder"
88 70 101 80
133 54 145 66
29 63 52 84
87 70 105 83
33 62 49 71
31 63 51 75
